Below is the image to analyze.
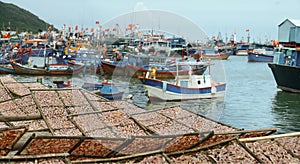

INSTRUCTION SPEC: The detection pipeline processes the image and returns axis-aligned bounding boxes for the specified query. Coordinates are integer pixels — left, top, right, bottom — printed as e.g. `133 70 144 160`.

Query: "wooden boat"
0 64 16 74
248 48 274 62
201 48 230 60
268 47 300 93
82 81 124 100
139 62 226 101
101 60 126 76
10 60 85 75
126 61 207 79
53 80 71 88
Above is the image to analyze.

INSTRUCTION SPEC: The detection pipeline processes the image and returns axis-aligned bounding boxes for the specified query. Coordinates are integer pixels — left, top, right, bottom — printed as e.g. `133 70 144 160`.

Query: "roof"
0 75 299 163
279 18 300 27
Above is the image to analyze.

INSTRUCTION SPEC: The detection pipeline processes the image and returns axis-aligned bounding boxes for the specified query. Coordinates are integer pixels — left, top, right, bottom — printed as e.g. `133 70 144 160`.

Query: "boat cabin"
176 74 211 88
273 47 300 67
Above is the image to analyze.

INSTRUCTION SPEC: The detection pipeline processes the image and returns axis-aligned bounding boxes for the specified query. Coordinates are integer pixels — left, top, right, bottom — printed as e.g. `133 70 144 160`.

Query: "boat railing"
175 61 210 77
273 47 300 67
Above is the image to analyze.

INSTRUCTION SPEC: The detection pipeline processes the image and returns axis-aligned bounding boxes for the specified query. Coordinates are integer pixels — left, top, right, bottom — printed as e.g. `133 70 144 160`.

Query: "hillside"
0 1 52 33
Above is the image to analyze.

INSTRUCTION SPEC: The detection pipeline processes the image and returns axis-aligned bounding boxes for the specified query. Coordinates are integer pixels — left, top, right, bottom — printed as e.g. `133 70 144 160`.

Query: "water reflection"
272 91 300 134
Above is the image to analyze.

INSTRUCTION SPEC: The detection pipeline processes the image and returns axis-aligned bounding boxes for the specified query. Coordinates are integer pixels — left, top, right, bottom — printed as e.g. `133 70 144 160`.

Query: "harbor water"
12 56 300 134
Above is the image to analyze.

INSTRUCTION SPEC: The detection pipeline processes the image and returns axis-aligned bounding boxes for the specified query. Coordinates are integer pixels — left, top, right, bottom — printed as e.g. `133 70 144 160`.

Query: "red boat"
125 62 208 79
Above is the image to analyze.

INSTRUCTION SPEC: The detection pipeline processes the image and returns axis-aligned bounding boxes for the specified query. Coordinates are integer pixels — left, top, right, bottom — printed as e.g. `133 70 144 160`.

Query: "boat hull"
101 61 126 76
141 78 226 101
268 63 300 92
0 64 16 74
235 50 248 56
248 52 273 62
126 63 207 79
99 92 124 100
82 82 124 100
203 54 230 60
10 61 85 75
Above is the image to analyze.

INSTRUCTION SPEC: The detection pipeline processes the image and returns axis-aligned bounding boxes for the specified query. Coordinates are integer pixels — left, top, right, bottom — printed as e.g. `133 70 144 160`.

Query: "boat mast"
176 61 179 77
43 46 47 68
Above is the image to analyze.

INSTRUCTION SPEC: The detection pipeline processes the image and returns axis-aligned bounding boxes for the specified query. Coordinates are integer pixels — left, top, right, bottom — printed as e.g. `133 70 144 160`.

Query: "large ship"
268 18 300 93
268 47 300 92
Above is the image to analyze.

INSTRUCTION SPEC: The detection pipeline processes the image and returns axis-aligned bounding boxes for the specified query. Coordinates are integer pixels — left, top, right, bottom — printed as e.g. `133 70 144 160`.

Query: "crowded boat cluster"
0 24 232 100
1 17 300 98
2 17 300 101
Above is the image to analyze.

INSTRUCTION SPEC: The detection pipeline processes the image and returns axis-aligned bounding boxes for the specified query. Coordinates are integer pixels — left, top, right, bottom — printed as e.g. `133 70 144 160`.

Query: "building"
278 18 300 44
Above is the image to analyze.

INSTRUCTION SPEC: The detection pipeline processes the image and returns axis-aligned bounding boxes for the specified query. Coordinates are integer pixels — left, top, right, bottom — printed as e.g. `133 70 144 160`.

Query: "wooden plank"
0 114 42 122
15 133 36 155
68 109 117 117
0 153 69 161
72 150 162 163
30 88 79 92
128 116 157 135
236 139 264 163
215 128 277 135
239 132 300 142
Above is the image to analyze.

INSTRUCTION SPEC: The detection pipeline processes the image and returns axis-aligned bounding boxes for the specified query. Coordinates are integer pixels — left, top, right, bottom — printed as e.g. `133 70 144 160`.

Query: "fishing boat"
53 80 71 88
81 81 124 100
126 62 207 79
10 60 85 75
235 44 253 56
248 47 274 62
139 62 226 101
268 47 300 92
101 60 127 76
126 53 207 78
0 63 16 74
268 18 300 92
201 48 230 60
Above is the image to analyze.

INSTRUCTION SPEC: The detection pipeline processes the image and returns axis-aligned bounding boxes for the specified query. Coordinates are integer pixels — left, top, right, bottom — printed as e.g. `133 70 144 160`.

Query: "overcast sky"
2 0 300 42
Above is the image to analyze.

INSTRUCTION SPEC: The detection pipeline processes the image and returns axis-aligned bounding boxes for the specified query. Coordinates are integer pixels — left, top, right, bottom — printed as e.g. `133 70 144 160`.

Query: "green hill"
0 1 52 33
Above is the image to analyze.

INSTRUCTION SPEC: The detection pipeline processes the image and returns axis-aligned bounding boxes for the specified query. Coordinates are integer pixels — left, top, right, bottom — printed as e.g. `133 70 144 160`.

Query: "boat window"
198 80 201 85
180 81 188 87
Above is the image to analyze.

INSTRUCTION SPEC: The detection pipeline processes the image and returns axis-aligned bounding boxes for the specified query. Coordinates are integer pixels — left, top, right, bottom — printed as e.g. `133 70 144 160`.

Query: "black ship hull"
268 63 300 93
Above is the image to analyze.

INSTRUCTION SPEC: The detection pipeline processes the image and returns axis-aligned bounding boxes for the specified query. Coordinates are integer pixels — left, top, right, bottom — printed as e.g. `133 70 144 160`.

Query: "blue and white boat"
139 62 226 101
82 81 124 100
248 47 274 62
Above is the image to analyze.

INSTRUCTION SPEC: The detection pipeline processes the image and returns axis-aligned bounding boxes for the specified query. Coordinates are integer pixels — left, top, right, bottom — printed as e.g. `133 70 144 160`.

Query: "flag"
75 25 78 31
96 21 100 24
113 28 117 31
105 28 109 32
246 29 250 32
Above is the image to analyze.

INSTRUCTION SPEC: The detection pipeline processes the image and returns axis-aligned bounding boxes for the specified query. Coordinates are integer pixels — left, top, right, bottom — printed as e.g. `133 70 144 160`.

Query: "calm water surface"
13 56 300 134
